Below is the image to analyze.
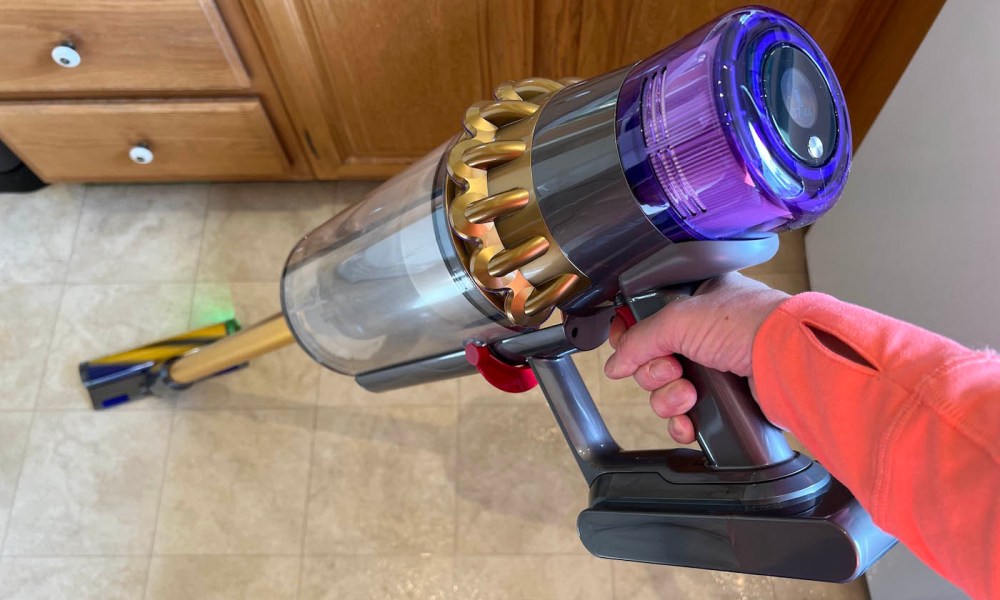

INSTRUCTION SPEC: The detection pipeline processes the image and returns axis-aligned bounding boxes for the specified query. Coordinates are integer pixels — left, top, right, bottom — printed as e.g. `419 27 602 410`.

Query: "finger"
604 302 687 379
608 317 627 349
649 378 698 418
632 356 682 392
668 415 697 444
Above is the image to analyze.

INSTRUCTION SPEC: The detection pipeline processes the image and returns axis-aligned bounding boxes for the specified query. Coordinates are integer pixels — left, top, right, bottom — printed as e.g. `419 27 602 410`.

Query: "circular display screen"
780 67 818 128
763 45 837 166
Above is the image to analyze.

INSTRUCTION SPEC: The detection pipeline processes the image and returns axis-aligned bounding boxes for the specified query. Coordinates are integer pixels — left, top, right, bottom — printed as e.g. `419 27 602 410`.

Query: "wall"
806 0 994 597
807 0 999 351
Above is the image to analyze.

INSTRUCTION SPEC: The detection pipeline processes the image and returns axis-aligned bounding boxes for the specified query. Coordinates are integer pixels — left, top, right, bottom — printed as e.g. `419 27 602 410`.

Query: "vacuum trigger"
614 305 637 329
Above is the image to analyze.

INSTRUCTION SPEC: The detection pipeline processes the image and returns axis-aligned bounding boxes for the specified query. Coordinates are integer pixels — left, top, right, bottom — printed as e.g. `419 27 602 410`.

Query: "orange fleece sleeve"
752 292 1000 600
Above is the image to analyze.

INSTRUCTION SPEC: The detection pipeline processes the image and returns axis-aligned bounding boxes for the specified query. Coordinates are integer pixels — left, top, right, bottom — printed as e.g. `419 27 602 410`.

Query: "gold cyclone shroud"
278 74 631 376
446 77 589 328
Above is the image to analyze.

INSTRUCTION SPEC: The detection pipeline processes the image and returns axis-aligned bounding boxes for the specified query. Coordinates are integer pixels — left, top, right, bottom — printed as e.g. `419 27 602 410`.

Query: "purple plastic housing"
616 8 851 241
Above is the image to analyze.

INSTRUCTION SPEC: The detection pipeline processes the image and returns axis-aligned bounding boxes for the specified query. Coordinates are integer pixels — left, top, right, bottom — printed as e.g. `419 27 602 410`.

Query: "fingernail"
603 353 618 377
650 360 676 380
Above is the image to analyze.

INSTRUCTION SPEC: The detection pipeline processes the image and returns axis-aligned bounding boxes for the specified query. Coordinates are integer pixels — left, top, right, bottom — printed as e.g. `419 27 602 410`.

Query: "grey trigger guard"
617 235 793 469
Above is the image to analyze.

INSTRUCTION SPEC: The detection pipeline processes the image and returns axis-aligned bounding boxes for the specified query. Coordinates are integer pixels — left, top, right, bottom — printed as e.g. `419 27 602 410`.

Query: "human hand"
603 273 789 444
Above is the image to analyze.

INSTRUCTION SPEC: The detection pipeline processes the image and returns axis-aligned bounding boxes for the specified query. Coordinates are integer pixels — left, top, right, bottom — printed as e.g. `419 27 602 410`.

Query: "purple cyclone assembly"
616 9 851 240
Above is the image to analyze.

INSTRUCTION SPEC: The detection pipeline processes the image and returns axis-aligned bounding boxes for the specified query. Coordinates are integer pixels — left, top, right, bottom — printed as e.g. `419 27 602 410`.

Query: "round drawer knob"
51 43 81 69
129 145 154 165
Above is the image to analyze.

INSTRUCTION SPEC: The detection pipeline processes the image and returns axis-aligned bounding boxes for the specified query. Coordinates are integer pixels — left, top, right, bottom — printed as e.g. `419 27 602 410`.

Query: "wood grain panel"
260 0 942 178
0 0 250 93
532 0 582 80
215 0 315 178
480 0 535 95
303 0 532 159
544 0 859 79
0 99 289 182
240 0 346 178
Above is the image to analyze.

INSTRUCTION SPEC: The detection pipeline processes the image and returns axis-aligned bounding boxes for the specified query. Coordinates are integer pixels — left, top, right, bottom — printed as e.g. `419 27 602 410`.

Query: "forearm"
752 293 1000 600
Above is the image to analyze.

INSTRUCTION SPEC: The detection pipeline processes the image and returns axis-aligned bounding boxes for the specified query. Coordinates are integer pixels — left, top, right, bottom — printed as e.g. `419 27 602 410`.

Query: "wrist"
746 290 793 373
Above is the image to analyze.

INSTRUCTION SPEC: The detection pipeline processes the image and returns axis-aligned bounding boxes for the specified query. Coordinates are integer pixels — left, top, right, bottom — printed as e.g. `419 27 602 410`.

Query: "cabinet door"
0 0 249 93
303 0 533 163
273 0 937 179
0 99 289 181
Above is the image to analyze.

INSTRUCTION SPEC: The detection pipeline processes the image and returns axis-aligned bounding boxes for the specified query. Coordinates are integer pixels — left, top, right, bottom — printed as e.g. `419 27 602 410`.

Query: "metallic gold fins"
461 141 526 168
525 274 581 317
487 236 550 278
444 77 590 327
494 78 564 102
466 189 530 224
479 101 537 124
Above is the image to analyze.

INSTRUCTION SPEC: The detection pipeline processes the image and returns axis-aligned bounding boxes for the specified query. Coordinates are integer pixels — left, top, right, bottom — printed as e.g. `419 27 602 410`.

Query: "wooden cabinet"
297 0 533 160
245 0 945 180
0 0 249 93
0 99 288 181
0 0 311 182
0 0 944 183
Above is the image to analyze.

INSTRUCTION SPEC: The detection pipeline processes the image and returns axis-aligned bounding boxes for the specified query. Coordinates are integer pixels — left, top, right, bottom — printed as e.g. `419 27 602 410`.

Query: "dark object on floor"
0 139 45 193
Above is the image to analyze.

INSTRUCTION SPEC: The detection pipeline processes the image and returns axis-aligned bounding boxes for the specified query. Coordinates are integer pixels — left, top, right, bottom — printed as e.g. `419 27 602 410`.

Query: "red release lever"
614 304 637 329
464 343 538 393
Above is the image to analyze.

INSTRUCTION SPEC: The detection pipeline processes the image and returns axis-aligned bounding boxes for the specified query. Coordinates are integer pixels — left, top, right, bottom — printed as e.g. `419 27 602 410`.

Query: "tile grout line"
30 184 90 407
0 378 44 557
185 184 211 328
190 184 213 287
0 185 90 557
140 407 178 599
294 404 320 600
60 184 88 286
296 360 327 599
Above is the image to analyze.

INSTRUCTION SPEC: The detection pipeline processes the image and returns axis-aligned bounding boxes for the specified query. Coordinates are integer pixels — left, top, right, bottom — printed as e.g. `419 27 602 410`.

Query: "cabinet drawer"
0 99 289 182
0 0 248 93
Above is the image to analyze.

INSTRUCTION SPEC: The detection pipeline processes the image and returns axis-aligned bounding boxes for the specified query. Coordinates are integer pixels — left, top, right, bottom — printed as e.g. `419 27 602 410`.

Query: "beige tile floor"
0 183 867 599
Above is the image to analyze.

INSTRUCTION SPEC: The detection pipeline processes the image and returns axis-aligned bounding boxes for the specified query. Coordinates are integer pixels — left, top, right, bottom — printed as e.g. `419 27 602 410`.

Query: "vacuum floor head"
80 320 242 409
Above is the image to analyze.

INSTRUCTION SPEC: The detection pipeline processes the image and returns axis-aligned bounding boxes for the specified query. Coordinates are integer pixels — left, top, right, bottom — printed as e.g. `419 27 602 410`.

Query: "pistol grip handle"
622 284 793 469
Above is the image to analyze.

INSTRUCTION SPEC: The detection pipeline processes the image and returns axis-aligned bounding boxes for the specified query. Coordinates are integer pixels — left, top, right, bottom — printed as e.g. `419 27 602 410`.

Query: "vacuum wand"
166 314 294 385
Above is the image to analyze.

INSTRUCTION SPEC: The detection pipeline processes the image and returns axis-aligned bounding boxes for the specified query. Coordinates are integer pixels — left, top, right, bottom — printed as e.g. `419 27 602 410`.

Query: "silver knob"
51 43 81 69
129 145 154 165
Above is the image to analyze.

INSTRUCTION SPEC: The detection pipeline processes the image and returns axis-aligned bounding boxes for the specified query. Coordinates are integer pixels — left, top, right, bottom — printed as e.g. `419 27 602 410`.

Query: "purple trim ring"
616 7 851 241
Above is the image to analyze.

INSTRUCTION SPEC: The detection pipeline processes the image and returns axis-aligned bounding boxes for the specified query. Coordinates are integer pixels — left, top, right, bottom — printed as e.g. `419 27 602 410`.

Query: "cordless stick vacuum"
81 7 896 581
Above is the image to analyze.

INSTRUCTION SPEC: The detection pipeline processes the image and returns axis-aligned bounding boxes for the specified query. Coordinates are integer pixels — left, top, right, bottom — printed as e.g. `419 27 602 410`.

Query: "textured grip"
625 285 794 469
675 356 793 468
